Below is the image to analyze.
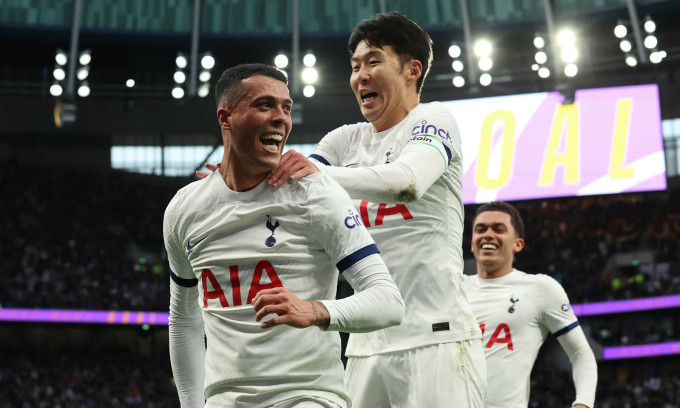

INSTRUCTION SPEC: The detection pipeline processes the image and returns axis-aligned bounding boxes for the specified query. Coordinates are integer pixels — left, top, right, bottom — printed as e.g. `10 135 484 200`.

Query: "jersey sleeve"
309 104 462 203
537 274 580 337
163 200 206 408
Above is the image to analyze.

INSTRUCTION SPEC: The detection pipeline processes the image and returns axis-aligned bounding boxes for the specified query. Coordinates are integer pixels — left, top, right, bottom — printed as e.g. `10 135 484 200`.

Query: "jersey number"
480 323 514 351
201 260 282 308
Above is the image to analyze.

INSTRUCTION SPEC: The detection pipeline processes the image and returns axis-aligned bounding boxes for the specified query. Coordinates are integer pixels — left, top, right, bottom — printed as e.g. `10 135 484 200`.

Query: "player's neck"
371 96 419 133
477 264 514 280
218 158 268 193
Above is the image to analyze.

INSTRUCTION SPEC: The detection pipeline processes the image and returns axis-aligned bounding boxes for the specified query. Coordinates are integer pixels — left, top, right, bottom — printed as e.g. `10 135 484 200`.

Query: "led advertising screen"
441 84 667 204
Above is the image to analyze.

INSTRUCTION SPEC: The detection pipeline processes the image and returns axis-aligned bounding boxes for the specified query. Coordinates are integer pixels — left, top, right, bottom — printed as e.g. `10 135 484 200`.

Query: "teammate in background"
165 63 404 408
266 12 486 408
463 201 598 408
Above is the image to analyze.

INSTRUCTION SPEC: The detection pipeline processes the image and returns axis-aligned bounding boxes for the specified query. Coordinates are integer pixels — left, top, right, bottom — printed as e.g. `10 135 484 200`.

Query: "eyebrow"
252 95 294 106
350 50 384 63
474 222 508 229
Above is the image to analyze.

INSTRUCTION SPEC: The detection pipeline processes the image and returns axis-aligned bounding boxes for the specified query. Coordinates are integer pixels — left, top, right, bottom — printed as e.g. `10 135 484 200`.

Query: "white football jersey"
312 102 481 356
164 171 381 406
463 269 581 408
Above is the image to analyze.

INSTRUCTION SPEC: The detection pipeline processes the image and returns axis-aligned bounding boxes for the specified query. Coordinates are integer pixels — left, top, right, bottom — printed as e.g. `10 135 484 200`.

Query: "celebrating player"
463 201 598 408
267 12 486 408
164 63 404 408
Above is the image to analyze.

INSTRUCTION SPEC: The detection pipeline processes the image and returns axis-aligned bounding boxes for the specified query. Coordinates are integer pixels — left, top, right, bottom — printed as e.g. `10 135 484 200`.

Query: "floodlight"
561 47 578 63
557 29 575 47
452 60 464 72
538 67 550 78
199 70 211 83
532 63 539 71
201 54 215 70
474 39 492 58
452 75 465 88
644 35 657 49
172 86 185 99
479 73 492 86
126 79 135 88
619 40 632 53
79 50 91 66
77 66 89 81
535 51 547 64
55 49 68 66
448 44 462 58
533 36 545 49
301 67 318 84
198 84 210 98
649 51 662 64
50 82 63 96
77 82 90 97
174 70 186 84
303 52 316 67
478 57 492 71
625 55 638 67
303 85 315 97
274 53 289 69
176 53 188 69
53 67 66 81
614 23 627 39
564 63 578 77
644 18 656 34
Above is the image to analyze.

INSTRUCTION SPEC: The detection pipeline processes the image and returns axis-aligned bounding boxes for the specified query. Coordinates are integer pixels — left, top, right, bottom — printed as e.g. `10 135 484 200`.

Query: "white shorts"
206 389 347 408
345 340 487 408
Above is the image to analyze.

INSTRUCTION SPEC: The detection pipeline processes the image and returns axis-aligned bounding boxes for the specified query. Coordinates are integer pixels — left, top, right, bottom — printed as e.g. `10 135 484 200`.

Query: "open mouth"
260 133 283 152
361 91 378 103
481 243 498 250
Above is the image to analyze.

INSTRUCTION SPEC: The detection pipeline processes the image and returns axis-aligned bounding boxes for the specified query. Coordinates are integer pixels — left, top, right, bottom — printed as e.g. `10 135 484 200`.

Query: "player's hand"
196 162 221 179
267 150 319 188
252 287 329 330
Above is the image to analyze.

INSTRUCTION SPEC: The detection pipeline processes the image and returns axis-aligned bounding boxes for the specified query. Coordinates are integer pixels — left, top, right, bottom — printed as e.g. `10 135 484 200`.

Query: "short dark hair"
214 63 287 108
474 201 525 238
348 12 433 95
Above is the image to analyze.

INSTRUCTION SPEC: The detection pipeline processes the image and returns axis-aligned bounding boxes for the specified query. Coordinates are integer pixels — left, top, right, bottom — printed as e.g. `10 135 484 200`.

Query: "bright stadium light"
303 85 315 97
174 70 186 84
625 55 638 67
199 70 211 83
274 53 289 69
452 75 465 88
564 63 578 77
644 17 656 34
53 66 66 81
557 29 575 47
614 23 627 39
533 35 545 49
198 83 210 98
77 82 90 97
76 66 89 81
55 49 67 66
448 43 462 58
620 40 632 53
78 50 91 66
532 63 539 71
301 67 318 84
452 60 464 72
303 52 316 67
649 51 662 64
479 73 492 86
176 53 188 69
49 82 63 96
474 39 492 58
126 79 135 88
201 54 215 70
561 47 578 63
538 67 550 78
478 57 493 71
644 35 658 49
172 86 185 99
535 51 547 64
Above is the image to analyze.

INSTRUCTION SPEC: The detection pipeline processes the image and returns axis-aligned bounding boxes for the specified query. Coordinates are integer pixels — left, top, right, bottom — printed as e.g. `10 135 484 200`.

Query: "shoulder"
290 172 350 203
326 121 372 138
164 179 204 217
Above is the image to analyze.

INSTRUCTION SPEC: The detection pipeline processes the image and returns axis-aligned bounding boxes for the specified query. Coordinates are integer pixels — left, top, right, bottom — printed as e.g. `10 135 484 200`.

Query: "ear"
407 59 423 83
217 107 232 130
513 238 525 254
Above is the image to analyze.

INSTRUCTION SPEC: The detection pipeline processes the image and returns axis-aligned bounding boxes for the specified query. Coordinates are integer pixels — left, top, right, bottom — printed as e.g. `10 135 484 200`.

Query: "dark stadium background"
1 0 680 406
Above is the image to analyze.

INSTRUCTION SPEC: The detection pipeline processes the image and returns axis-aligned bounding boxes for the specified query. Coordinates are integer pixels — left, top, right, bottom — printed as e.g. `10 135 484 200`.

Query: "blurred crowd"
529 364 680 408
2 164 679 310
0 354 178 408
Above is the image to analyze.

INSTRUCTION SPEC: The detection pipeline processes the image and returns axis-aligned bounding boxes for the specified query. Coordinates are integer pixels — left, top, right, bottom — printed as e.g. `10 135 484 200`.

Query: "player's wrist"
310 301 330 330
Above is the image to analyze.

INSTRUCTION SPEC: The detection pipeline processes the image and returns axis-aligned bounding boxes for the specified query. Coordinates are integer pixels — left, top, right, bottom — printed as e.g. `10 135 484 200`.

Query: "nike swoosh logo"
187 237 207 251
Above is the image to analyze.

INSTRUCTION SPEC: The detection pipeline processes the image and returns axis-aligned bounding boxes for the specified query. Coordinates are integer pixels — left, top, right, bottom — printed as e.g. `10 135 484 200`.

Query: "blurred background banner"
445 84 666 203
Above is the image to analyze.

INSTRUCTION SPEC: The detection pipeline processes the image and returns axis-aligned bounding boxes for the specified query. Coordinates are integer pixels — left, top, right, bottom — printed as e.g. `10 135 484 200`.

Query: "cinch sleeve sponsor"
407 107 460 166
539 275 580 335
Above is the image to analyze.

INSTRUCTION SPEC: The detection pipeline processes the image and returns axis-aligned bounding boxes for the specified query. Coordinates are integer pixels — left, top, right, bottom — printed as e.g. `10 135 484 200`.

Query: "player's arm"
556 326 598 408
540 276 597 408
252 254 403 332
164 207 205 408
